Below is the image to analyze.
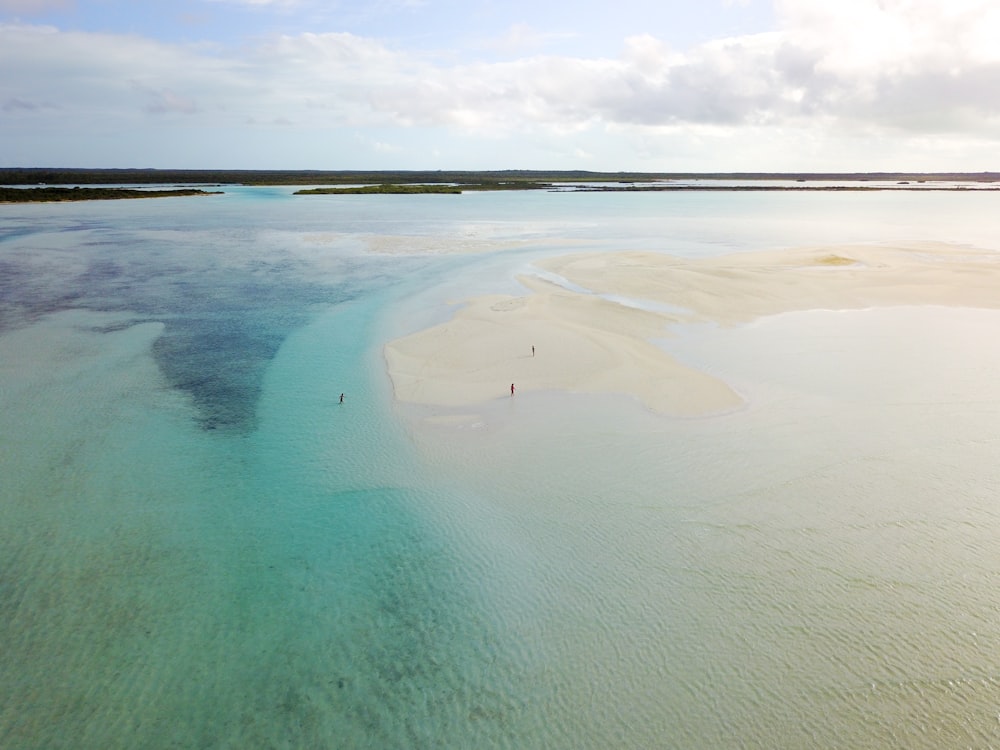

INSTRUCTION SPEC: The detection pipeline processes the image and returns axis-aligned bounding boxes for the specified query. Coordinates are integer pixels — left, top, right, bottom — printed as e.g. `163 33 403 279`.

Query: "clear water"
4 187 1000 748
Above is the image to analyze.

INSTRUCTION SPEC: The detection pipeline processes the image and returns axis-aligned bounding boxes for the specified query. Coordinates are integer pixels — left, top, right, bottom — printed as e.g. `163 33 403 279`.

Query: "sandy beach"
384 242 1000 418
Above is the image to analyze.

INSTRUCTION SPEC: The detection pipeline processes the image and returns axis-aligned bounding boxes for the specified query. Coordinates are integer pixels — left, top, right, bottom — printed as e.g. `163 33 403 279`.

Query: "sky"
1 0 999 171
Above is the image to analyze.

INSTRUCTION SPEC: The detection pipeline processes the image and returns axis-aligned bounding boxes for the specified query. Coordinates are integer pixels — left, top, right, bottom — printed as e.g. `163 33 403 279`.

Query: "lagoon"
4 187 1000 747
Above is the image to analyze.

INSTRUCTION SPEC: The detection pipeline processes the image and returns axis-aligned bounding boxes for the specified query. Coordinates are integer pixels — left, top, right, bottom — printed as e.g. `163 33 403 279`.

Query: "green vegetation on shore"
295 180 554 195
296 184 463 195
0 186 221 203
3 168 999 188
2 170 998 201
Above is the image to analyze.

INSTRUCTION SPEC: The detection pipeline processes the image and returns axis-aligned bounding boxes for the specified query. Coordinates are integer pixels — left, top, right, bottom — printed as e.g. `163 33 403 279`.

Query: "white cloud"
0 0 71 12
4 1 1000 168
2 96 57 112
0 24 237 129
480 23 576 56
769 0 1000 135
131 82 199 115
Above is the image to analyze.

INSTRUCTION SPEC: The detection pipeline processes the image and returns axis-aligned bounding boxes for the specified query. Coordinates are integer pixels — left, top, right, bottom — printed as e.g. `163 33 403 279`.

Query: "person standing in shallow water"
510 383 515 397
339 393 344 404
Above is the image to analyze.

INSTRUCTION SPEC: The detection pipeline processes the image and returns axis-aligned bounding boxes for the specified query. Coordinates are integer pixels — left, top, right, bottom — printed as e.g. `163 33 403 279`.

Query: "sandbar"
384 242 1000 418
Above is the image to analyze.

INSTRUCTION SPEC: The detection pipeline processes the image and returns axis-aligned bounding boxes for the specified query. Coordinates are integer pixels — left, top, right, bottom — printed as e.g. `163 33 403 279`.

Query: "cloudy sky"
2 0 998 171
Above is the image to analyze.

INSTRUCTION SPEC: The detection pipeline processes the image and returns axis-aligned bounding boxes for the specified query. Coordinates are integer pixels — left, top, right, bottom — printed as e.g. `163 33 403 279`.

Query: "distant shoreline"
0 187 223 203
2 168 999 187
296 183 1000 195
4 171 998 201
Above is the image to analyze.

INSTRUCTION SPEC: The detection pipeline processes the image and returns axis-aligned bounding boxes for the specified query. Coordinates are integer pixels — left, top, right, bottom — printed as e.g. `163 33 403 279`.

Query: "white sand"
384 242 1000 417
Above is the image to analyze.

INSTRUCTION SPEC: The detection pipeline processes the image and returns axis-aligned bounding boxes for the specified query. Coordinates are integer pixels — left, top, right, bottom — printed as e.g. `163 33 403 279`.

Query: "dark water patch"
88 320 143 334
133 271 371 432
0 216 107 243
0 258 93 331
0 226 41 244
76 257 126 294
129 255 430 433
0 215 434 432
151 313 293 432
0 265 337 432
0 259 31 330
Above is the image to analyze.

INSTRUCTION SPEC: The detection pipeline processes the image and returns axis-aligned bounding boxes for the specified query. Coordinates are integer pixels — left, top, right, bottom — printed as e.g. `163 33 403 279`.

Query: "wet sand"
384 242 1000 417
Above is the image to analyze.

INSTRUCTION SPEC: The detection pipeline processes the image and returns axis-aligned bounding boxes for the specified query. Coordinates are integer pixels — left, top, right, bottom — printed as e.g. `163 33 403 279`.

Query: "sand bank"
384 242 1000 418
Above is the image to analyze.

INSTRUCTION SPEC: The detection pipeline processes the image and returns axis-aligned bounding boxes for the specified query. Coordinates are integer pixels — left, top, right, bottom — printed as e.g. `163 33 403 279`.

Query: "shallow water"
409 305 1000 747
4 188 1000 747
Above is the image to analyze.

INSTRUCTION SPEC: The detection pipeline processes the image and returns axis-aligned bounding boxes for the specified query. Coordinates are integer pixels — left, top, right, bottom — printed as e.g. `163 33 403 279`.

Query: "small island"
294 181 553 195
2 170 999 199
0 186 222 203
295 184 464 195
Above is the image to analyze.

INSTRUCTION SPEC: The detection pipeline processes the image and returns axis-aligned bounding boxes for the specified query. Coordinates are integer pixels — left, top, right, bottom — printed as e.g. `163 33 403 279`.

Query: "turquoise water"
5 188 1000 747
